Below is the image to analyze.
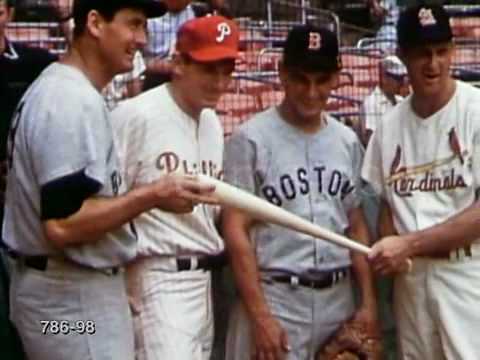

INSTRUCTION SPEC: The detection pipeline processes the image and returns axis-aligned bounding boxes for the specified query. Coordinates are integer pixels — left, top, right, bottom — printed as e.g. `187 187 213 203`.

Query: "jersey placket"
306 137 325 268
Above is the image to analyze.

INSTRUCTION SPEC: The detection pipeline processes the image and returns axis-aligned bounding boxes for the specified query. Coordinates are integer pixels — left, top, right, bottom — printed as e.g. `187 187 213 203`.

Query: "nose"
305 81 318 98
427 52 441 71
212 70 233 93
136 27 148 49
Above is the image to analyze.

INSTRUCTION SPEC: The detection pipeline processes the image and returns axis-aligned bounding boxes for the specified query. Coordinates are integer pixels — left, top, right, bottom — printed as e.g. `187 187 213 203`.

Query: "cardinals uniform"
362 80 480 359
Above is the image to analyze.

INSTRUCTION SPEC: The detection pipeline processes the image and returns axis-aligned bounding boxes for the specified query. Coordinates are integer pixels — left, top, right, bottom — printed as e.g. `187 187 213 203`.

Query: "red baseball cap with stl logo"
176 15 239 62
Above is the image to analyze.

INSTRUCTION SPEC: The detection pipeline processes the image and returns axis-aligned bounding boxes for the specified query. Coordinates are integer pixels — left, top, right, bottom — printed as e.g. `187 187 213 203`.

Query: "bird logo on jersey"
418 8 437 27
390 145 403 176
448 127 464 164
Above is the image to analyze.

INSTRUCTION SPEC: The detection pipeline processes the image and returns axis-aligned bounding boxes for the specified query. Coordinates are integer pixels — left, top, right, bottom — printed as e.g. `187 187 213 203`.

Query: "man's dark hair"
73 7 116 39
72 0 166 39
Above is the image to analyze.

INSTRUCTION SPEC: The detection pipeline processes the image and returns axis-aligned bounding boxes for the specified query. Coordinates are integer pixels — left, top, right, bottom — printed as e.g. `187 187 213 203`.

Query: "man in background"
360 54 408 146
143 0 195 90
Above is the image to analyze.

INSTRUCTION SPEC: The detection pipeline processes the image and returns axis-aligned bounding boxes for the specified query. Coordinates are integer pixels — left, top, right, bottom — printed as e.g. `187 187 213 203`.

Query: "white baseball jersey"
362 80 480 235
363 80 480 360
111 84 224 256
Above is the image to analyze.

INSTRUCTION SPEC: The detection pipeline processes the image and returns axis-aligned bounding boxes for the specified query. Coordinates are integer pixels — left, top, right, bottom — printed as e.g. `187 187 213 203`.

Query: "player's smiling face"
399 42 454 98
280 65 338 123
176 56 235 111
98 8 148 74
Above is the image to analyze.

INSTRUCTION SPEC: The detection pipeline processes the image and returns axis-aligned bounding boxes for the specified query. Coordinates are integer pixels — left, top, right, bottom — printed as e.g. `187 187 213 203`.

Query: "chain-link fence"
4 1 480 136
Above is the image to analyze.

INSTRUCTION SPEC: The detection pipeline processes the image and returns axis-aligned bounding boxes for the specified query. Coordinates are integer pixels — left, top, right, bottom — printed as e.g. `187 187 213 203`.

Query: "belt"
1 243 120 275
176 252 227 271
270 269 349 290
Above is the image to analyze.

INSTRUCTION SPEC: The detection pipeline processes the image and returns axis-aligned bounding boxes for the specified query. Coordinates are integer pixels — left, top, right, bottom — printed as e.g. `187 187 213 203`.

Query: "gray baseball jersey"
3 63 137 268
223 107 364 273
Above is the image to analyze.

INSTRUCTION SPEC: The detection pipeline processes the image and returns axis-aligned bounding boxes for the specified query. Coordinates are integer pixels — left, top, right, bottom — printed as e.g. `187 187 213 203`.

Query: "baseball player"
363 5 480 359
110 15 239 360
3 1 220 360
223 25 379 360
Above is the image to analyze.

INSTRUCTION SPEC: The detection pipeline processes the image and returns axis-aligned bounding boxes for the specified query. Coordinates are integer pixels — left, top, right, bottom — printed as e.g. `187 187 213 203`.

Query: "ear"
85 10 104 39
278 61 288 86
330 71 340 89
170 52 185 77
7 7 15 22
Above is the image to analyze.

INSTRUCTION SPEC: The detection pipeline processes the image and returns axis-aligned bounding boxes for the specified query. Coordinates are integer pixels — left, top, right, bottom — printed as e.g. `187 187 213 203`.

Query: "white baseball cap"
381 55 408 78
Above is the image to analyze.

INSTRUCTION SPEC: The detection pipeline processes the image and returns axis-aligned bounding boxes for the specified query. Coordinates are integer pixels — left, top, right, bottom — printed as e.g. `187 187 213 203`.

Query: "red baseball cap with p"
176 15 239 62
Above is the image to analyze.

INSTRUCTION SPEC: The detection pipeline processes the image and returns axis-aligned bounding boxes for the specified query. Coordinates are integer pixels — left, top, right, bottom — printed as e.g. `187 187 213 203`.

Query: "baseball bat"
197 174 371 255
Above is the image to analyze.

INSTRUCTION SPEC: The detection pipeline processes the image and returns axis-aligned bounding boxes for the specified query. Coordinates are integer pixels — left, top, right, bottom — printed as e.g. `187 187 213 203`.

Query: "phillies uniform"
362 80 480 359
224 107 365 359
4 63 136 360
111 84 224 360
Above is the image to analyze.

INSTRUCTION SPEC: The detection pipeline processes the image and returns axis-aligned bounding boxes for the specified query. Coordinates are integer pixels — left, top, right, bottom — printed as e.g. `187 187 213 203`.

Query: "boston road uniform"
224 107 365 360
3 63 137 360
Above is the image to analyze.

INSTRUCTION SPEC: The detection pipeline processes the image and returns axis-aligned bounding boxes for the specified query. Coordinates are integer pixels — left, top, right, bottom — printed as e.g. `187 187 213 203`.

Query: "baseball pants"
226 275 355 360
394 248 480 360
9 258 134 360
127 258 214 360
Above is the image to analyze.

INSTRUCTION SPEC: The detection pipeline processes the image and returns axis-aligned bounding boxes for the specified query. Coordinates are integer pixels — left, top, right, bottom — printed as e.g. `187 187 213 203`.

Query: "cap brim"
188 47 238 62
385 72 407 80
284 55 341 73
138 0 167 18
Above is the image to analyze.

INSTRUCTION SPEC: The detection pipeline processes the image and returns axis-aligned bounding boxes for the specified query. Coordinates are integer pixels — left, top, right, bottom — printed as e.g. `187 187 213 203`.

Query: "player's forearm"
44 185 157 248
222 210 272 319
377 199 398 238
351 254 377 309
347 207 377 309
408 200 480 257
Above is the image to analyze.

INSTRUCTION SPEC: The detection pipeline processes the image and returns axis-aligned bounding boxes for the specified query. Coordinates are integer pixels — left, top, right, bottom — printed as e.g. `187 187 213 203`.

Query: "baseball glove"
315 318 383 360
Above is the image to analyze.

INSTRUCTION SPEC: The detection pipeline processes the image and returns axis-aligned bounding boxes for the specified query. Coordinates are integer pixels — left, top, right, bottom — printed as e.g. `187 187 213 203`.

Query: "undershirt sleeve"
40 170 102 220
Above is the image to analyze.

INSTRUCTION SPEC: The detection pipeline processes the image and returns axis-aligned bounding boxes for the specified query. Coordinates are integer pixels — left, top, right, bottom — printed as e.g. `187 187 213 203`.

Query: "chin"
298 107 322 119
116 60 134 75
203 99 221 109
421 84 444 97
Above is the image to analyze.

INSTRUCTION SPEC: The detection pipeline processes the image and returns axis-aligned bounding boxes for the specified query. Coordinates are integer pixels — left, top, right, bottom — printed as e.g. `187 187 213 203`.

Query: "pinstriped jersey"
362 80 480 235
111 84 224 257
223 107 364 273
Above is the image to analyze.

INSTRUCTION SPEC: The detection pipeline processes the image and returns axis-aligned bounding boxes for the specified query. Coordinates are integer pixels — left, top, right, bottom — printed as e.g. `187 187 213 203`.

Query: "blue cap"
283 25 341 73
